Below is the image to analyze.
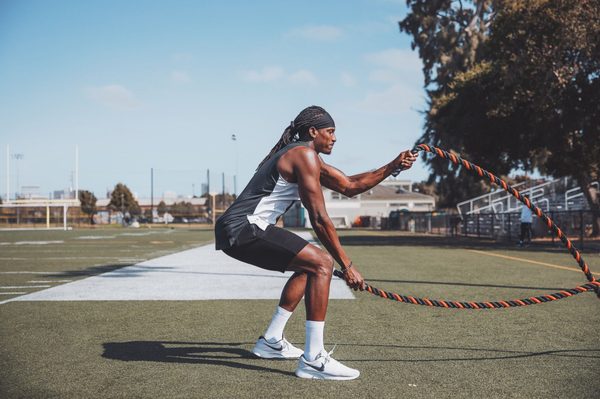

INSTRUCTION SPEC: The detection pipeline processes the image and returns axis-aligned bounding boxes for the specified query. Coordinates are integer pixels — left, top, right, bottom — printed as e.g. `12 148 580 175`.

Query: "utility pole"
5 145 9 202
150 167 154 223
75 145 79 201
207 169 210 195
12 153 24 199
231 134 238 195
221 172 225 210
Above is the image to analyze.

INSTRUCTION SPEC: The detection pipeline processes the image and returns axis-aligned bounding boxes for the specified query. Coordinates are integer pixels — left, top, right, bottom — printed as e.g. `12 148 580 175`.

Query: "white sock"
263 306 293 342
304 320 325 361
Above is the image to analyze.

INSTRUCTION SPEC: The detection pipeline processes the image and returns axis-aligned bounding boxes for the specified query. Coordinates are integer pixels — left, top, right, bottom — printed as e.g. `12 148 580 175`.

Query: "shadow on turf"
338 234 595 252
44 264 135 278
102 341 600 367
365 278 569 291
102 341 295 376
45 264 180 278
50 264 292 280
325 343 600 362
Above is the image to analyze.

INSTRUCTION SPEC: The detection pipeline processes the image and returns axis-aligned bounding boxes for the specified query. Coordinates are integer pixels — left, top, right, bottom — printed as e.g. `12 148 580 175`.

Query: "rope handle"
391 149 420 177
341 261 353 274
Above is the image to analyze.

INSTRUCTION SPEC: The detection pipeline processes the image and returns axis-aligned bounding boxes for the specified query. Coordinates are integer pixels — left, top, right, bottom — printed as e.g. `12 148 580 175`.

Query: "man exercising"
215 105 417 380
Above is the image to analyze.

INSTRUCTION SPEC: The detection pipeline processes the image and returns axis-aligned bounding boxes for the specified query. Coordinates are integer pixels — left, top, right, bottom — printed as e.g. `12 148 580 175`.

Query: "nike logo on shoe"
305 362 325 372
260 337 283 351
263 341 284 351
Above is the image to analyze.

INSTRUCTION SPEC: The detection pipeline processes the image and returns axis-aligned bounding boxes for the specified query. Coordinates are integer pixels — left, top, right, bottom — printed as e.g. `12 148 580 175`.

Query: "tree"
108 183 141 219
157 200 168 216
400 0 494 89
401 0 600 234
171 201 195 221
400 0 496 205
78 190 98 224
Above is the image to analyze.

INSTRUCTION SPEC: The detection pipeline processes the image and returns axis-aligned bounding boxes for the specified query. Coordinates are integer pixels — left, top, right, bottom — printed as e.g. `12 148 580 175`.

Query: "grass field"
1 227 599 398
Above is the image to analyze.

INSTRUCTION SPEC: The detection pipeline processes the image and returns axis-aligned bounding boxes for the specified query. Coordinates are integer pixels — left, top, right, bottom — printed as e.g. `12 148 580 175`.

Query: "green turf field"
1 228 599 398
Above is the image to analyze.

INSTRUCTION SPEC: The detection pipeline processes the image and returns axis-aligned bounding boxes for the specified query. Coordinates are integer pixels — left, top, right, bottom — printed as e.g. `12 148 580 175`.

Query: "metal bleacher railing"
454 177 597 247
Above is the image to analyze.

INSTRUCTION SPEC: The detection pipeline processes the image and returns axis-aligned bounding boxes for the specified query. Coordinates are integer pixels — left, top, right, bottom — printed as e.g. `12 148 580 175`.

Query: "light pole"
209 192 217 225
11 153 24 199
231 134 238 196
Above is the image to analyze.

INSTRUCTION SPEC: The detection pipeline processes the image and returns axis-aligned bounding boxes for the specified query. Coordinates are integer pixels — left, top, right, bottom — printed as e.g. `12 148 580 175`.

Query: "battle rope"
333 144 600 309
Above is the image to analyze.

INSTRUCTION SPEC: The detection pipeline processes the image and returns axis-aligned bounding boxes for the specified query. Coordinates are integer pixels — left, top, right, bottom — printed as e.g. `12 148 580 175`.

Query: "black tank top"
214 141 309 249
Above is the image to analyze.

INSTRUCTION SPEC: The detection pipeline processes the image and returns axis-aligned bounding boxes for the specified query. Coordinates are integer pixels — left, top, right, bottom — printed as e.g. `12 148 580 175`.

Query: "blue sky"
0 0 429 200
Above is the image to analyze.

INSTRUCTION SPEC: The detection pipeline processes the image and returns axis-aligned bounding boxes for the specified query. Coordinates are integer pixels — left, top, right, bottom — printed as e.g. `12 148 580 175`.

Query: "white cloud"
347 48 425 115
365 48 422 75
340 72 357 87
240 66 285 82
171 70 192 84
289 69 318 85
369 69 405 83
288 25 343 41
85 84 139 110
356 83 424 115
171 52 193 62
240 66 318 86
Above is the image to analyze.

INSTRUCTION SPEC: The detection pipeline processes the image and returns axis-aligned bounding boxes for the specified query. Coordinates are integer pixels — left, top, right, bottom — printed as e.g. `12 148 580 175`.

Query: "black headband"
310 112 335 130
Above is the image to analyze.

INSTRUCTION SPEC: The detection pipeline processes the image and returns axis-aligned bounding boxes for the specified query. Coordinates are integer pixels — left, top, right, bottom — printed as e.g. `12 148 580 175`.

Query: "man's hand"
343 265 365 291
394 150 418 171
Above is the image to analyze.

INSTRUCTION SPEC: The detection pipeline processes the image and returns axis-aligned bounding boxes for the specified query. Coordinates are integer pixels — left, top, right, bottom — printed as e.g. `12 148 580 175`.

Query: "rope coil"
337 144 599 309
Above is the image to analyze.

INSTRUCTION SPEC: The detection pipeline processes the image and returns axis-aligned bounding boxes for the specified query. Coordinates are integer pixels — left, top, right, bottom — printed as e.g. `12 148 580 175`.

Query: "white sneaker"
251 336 303 359
295 348 360 380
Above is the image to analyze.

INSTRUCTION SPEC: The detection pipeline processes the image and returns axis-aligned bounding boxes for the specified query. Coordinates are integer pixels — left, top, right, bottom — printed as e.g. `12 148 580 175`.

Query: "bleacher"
456 177 598 240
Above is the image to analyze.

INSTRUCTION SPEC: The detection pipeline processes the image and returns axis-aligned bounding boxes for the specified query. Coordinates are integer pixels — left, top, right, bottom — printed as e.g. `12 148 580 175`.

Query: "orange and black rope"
335 144 600 309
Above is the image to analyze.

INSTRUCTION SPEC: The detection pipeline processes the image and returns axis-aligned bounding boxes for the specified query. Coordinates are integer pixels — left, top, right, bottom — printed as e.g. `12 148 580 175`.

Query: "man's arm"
293 148 364 289
295 149 350 268
320 150 417 197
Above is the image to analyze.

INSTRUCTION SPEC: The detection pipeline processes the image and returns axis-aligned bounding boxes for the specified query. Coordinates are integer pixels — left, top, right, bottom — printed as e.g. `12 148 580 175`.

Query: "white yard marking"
0 231 354 303
0 260 134 262
0 292 26 295
0 271 65 275
11 241 64 245
1 285 51 289
76 235 116 240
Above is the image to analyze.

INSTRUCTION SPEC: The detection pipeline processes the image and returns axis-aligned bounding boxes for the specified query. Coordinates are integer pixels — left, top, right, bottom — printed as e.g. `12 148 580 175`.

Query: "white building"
298 178 435 228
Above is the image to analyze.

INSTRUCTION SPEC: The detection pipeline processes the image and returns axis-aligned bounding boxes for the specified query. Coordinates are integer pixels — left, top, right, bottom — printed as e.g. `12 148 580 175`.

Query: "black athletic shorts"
222 222 309 273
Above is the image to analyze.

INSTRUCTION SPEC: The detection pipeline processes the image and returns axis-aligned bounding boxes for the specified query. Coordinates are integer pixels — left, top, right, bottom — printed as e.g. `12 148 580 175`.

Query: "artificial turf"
1 228 598 398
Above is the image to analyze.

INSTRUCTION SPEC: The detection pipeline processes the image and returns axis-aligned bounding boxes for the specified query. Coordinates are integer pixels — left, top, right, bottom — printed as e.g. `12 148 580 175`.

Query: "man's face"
312 127 336 154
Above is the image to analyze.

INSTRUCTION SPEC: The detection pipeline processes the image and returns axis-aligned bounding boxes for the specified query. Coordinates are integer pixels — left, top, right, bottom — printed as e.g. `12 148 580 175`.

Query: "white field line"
467 249 600 276
0 257 138 260
1 285 51 289
0 272 65 275
28 280 72 283
76 236 116 240
0 292 26 295
0 241 64 246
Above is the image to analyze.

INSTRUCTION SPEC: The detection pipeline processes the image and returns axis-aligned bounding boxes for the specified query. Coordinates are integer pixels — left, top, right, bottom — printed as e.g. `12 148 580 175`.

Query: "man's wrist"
341 261 353 274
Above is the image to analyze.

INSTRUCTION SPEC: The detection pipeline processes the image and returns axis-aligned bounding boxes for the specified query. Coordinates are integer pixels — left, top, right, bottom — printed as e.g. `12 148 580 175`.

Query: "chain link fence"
384 210 598 250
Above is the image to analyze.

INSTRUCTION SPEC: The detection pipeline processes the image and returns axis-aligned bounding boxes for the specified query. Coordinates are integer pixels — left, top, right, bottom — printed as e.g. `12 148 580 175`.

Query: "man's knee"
313 252 333 279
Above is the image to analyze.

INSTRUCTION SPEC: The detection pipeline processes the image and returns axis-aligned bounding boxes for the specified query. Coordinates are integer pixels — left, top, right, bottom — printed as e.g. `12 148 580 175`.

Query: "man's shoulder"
285 145 319 162
280 145 321 176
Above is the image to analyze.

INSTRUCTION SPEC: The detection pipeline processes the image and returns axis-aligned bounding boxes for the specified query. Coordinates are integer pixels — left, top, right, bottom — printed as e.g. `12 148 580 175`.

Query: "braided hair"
256 105 334 170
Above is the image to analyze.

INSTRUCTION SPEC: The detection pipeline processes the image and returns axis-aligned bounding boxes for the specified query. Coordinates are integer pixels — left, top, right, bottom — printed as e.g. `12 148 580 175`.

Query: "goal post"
0 199 80 231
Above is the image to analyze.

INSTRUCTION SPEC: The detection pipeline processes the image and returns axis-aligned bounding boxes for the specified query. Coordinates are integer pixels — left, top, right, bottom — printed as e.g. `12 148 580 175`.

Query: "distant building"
286 178 435 228
20 186 46 200
53 189 76 200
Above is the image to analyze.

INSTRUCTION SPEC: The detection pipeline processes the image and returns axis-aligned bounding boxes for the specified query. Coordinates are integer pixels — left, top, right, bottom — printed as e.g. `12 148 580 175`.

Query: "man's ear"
308 126 318 139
